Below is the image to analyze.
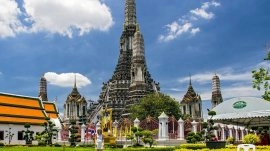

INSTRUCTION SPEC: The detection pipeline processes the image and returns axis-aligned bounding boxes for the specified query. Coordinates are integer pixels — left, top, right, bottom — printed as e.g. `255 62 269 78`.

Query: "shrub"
177 143 206 150
54 143 61 147
38 141 46 146
0 142 4 147
243 134 260 144
203 110 217 141
122 148 174 151
186 132 203 143
226 137 234 144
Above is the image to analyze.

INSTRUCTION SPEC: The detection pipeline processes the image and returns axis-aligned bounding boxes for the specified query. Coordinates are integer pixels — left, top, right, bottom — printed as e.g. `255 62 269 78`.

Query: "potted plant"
203 110 226 149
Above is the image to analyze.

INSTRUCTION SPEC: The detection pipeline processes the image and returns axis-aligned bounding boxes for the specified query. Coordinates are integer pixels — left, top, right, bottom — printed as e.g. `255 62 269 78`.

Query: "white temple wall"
0 124 44 145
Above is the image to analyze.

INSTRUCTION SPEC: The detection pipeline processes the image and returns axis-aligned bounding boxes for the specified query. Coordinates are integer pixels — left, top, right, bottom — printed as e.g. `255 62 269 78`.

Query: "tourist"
95 129 104 151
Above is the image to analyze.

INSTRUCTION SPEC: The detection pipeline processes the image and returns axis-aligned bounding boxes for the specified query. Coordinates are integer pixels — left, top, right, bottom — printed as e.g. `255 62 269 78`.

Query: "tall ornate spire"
71 73 79 95
38 74 48 101
124 0 137 26
189 74 192 86
74 73 77 88
132 24 145 63
96 0 159 121
211 74 223 108
129 24 147 104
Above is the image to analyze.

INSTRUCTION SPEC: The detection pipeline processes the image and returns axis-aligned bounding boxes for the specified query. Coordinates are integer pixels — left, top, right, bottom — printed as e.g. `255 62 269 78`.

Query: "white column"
158 112 169 140
133 118 140 128
81 124 86 142
228 125 233 138
178 118 184 140
112 120 118 138
158 122 162 139
57 128 62 141
240 127 245 141
220 124 225 141
68 103 70 117
191 120 198 133
245 129 249 136
69 125 71 139
234 126 239 141
165 121 169 139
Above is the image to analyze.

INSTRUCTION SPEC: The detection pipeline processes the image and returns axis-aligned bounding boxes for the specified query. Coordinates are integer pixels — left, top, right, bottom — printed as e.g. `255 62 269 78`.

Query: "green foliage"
186 132 203 143
0 142 4 147
54 143 61 147
38 141 47 146
24 123 31 129
129 92 181 120
130 127 144 146
142 129 158 147
226 137 234 144
23 123 34 145
208 111 216 116
252 52 270 101
69 120 79 147
203 110 217 142
202 122 208 129
40 118 57 146
177 143 206 150
243 134 260 144
123 147 174 151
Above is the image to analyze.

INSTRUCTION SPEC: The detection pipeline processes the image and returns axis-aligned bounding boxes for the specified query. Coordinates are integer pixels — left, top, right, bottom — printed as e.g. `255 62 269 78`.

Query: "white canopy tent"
211 97 270 127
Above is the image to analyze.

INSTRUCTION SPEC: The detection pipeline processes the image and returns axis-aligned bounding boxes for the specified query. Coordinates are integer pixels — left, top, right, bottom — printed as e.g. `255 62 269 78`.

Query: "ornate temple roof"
43 102 59 119
180 79 201 104
0 92 48 125
66 79 86 104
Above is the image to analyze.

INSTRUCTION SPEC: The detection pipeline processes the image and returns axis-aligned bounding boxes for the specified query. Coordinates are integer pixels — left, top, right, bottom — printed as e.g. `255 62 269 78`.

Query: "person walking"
95 129 104 151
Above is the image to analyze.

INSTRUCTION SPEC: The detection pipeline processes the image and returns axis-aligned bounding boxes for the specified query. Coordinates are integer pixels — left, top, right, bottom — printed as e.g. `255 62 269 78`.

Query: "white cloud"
190 2 220 20
0 0 26 38
44 72 91 88
178 70 252 84
159 22 193 42
23 0 113 38
159 1 220 42
0 0 113 38
191 28 200 35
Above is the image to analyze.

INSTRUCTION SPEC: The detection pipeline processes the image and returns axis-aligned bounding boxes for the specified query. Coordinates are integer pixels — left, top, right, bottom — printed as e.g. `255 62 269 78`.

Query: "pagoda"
211 74 223 108
180 78 202 120
97 0 159 120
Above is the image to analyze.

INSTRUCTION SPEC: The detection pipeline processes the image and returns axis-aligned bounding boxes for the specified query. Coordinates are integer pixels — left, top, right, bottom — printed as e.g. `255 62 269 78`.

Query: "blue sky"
0 0 270 115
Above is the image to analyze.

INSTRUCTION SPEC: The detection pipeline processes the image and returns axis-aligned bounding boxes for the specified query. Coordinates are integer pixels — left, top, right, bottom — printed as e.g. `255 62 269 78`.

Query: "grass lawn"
0 146 124 151
1 145 270 151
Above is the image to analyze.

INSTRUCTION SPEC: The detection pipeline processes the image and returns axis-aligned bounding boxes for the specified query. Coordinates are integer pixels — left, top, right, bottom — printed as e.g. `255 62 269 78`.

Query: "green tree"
69 119 79 147
131 127 144 146
203 111 218 141
252 51 270 101
129 92 181 120
142 129 158 147
23 123 34 145
41 117 57 146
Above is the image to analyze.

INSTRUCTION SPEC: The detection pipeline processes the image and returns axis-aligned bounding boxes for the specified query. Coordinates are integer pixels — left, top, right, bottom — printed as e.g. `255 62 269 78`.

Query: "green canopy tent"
211 97 270 128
